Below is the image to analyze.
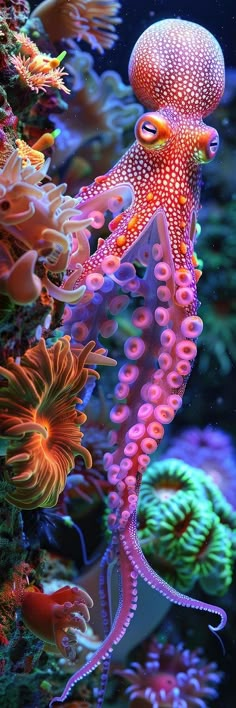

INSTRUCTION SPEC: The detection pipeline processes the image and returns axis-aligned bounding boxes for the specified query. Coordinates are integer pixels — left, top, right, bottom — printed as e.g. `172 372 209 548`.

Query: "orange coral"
21 584 93 660
15 132 59 168
15 138 45 168
32 0 121 53
9 33 69 94
13 32 42 58
0 336 113 509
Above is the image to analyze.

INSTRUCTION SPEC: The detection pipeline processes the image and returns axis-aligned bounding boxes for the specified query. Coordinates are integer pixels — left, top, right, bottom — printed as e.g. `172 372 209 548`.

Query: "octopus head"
128 18 225 117
72 18 225 302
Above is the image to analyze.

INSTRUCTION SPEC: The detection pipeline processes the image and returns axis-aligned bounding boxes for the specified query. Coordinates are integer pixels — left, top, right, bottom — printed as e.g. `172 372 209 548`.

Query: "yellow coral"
15 138 45 168
10 33 70 94
15 132 59 168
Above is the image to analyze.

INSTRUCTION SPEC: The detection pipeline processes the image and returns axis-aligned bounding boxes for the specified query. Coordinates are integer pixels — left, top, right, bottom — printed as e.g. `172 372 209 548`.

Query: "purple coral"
164 425 236 509
118 638 223 707
0 0 30 31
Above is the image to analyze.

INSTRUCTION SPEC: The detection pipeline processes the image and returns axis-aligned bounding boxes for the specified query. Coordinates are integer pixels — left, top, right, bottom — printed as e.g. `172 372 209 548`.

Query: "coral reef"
0 0 123 699
0 2 234 707
0 0 30 31
0 86 18 167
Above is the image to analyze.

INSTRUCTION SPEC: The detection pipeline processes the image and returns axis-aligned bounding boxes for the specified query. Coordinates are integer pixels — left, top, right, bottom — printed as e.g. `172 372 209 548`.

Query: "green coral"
137 458 236 596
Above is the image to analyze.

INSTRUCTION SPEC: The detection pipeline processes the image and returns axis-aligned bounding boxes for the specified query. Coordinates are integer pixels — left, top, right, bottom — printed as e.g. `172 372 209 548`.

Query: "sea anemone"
32 0 121 53
117 638 223 707
9 53 69 95
0 150 91 305
0 336 111 509
9 33 70 94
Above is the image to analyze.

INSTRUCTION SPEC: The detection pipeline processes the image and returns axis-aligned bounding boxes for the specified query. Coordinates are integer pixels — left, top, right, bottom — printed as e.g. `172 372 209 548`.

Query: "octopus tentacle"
49 544 138 706
120 514 227 633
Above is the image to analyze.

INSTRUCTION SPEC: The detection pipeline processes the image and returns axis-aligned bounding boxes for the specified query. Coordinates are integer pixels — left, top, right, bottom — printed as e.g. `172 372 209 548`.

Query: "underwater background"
0 0 236 707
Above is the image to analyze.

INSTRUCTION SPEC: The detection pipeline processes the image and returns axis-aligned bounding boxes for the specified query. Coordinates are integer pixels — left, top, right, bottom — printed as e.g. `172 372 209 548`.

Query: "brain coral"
137 458 236 595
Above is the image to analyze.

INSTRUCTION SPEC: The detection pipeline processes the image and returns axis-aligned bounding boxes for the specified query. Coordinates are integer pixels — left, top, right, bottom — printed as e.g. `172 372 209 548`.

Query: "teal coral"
137 458 236 596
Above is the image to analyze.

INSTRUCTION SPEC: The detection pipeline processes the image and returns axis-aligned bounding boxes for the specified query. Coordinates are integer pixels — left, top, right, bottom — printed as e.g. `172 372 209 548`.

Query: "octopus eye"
140 121 158 137
208 134 220 157
194 128 219 163
135 112 172 149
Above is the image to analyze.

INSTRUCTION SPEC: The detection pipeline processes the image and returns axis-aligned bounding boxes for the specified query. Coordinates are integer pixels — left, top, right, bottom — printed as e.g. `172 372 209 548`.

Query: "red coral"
21 585 93 660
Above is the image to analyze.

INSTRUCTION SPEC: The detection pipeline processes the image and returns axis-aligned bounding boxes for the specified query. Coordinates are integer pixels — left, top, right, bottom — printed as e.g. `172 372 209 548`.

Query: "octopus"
50 17 226 707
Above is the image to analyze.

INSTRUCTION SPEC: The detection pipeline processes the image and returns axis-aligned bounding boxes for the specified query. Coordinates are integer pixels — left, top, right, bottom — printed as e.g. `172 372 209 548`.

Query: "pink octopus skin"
50 19 226 707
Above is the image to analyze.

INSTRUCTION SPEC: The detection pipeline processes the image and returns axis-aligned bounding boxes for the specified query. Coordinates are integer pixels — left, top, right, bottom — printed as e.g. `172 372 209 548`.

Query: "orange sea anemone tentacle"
0 337 113 509
31 0 121 53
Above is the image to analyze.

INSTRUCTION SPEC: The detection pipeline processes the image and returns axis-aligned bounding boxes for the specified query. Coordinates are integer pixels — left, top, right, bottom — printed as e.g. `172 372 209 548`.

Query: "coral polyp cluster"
165 425 236 509
137 458 236 595
0 336 103 508
0 0 30 30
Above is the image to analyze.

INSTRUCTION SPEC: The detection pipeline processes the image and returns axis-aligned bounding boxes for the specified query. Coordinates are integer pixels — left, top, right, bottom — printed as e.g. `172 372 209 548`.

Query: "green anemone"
195 517 233 595
137 458 236 596
156 491 213 561
203 474 236 528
